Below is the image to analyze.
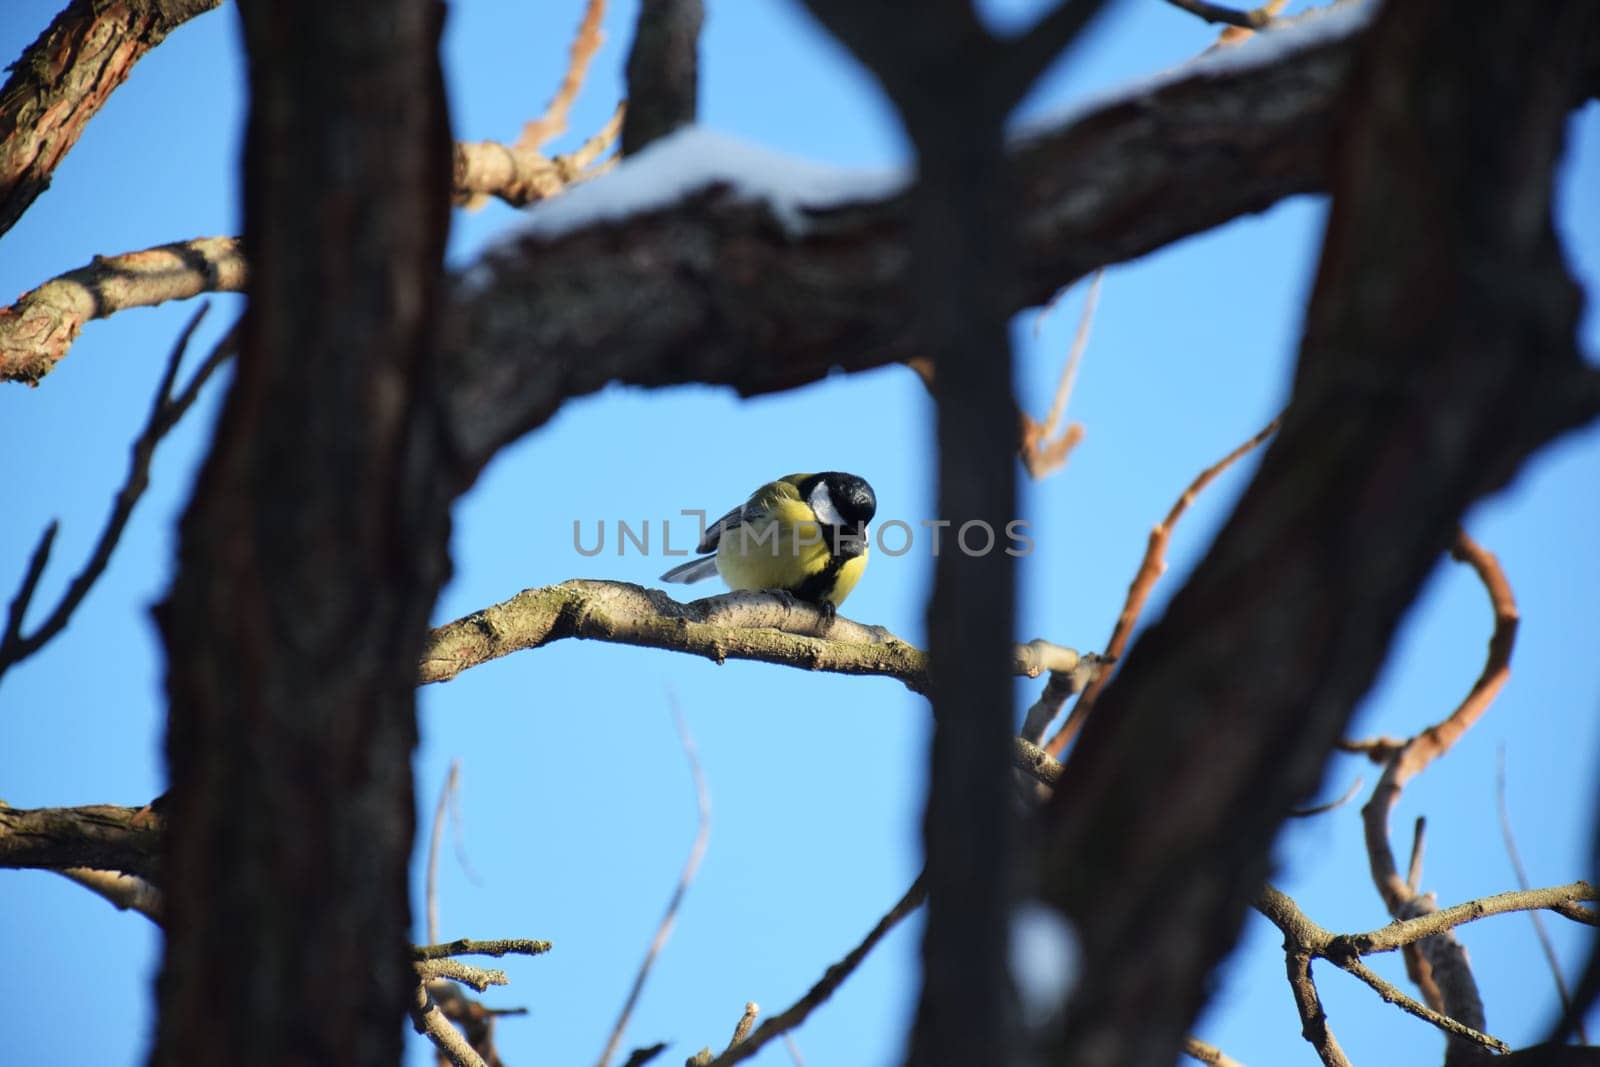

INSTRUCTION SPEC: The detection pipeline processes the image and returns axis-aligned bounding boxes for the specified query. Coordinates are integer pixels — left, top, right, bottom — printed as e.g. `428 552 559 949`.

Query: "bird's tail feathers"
660 556 720 584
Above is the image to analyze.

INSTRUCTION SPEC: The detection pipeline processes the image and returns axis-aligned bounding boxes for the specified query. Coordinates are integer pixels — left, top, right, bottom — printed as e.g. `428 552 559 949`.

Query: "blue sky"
2 1 1597 1065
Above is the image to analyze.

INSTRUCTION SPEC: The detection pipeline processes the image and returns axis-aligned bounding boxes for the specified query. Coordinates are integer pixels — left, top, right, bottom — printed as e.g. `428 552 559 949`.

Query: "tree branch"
621 0 703 156
420 580 1101 696
518 0 608 151
0 307 235 681
436 7 1363 469
594 706 709 1067
0 0 221 238
1037 411 1280 752
1255 885 1511 1055
701 873 928 1067
0 802 162 880
454 106 622 207
0 238 244 386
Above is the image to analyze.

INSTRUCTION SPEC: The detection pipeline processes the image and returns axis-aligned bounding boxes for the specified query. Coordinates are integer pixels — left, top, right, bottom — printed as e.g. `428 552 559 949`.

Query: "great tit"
660 472 877 608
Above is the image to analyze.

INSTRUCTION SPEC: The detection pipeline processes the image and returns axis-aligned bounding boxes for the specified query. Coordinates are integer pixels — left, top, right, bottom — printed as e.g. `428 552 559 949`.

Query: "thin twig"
414 959 509 993
1288 774 1364 818
1339 883 1600 956
1361 528 1516 905
1336 956 1507 1053
1181 1034 1246 1066
519 0 608 150
1214 0 1289 46
1406 817 1426 893
1254 885 1512 1054
594 703 712 1067
782 1034 806 1066
724 1002 759 1052
428 980 522 1067
1044 412 1281 755
703 873 928 1067
427 761 462 944
412 939 552 961
1161 0 1279 30
0 307 235 683
1354 530 1518 1054
1282 949 1352 1067
412 982 490 1067
1020 270 1101 480
1497 746 1587 1042
1553 903 1600 927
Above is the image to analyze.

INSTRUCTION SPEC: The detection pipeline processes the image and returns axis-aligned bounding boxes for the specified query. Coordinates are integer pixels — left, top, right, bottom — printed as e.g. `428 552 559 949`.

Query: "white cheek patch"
809 482 845 526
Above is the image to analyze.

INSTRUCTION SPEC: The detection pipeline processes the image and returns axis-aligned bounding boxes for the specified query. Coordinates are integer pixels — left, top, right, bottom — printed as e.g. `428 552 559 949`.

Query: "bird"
660 472 877 609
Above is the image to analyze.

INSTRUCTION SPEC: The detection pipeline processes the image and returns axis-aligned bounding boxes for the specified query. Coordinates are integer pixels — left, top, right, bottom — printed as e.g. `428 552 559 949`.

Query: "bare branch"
1255 885 1511 1055
1181 1035 1246 1067
1281 947 1352 1067
0 0 221 237
412 983 490 1067
1288 775 1364 818
1336 883 1598 957
1361 529 1517 902
1020 270 1100 481
8 14 1391 392
411 939 552 962
1498 747 1587 1041
1160 0 1278 31
426 761 463 944
0 307 235 681
414 960 509 993
724 1002 759 1053
519 0 608 150
702 873 928 1067
420 580 1104 695
455 105 622 207
594 705 711 1067
0 239 244 385
1014 737 1066 790
0 802 162 879
1043 412 1281 755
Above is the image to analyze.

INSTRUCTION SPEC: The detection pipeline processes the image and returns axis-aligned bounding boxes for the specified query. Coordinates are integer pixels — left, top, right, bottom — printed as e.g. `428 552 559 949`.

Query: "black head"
801 472 876 528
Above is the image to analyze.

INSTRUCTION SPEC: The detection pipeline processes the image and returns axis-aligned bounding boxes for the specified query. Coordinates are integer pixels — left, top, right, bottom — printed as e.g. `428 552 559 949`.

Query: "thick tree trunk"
1037 3 1600 1065
152 1 454 1064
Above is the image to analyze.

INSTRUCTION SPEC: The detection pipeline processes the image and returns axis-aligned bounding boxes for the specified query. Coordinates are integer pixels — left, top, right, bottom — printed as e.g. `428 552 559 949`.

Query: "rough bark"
150 1 453 1064
1035 3 1600 1066
0 0 220 238
0 803 161 880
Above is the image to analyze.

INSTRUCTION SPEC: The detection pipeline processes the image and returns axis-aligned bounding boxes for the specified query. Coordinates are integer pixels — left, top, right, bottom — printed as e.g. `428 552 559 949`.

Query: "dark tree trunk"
1037 2 1600 1065
152 1 454 1063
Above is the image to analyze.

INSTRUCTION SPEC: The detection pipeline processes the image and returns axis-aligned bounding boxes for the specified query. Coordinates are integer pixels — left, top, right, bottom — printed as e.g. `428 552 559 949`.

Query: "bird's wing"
696 480 801 553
